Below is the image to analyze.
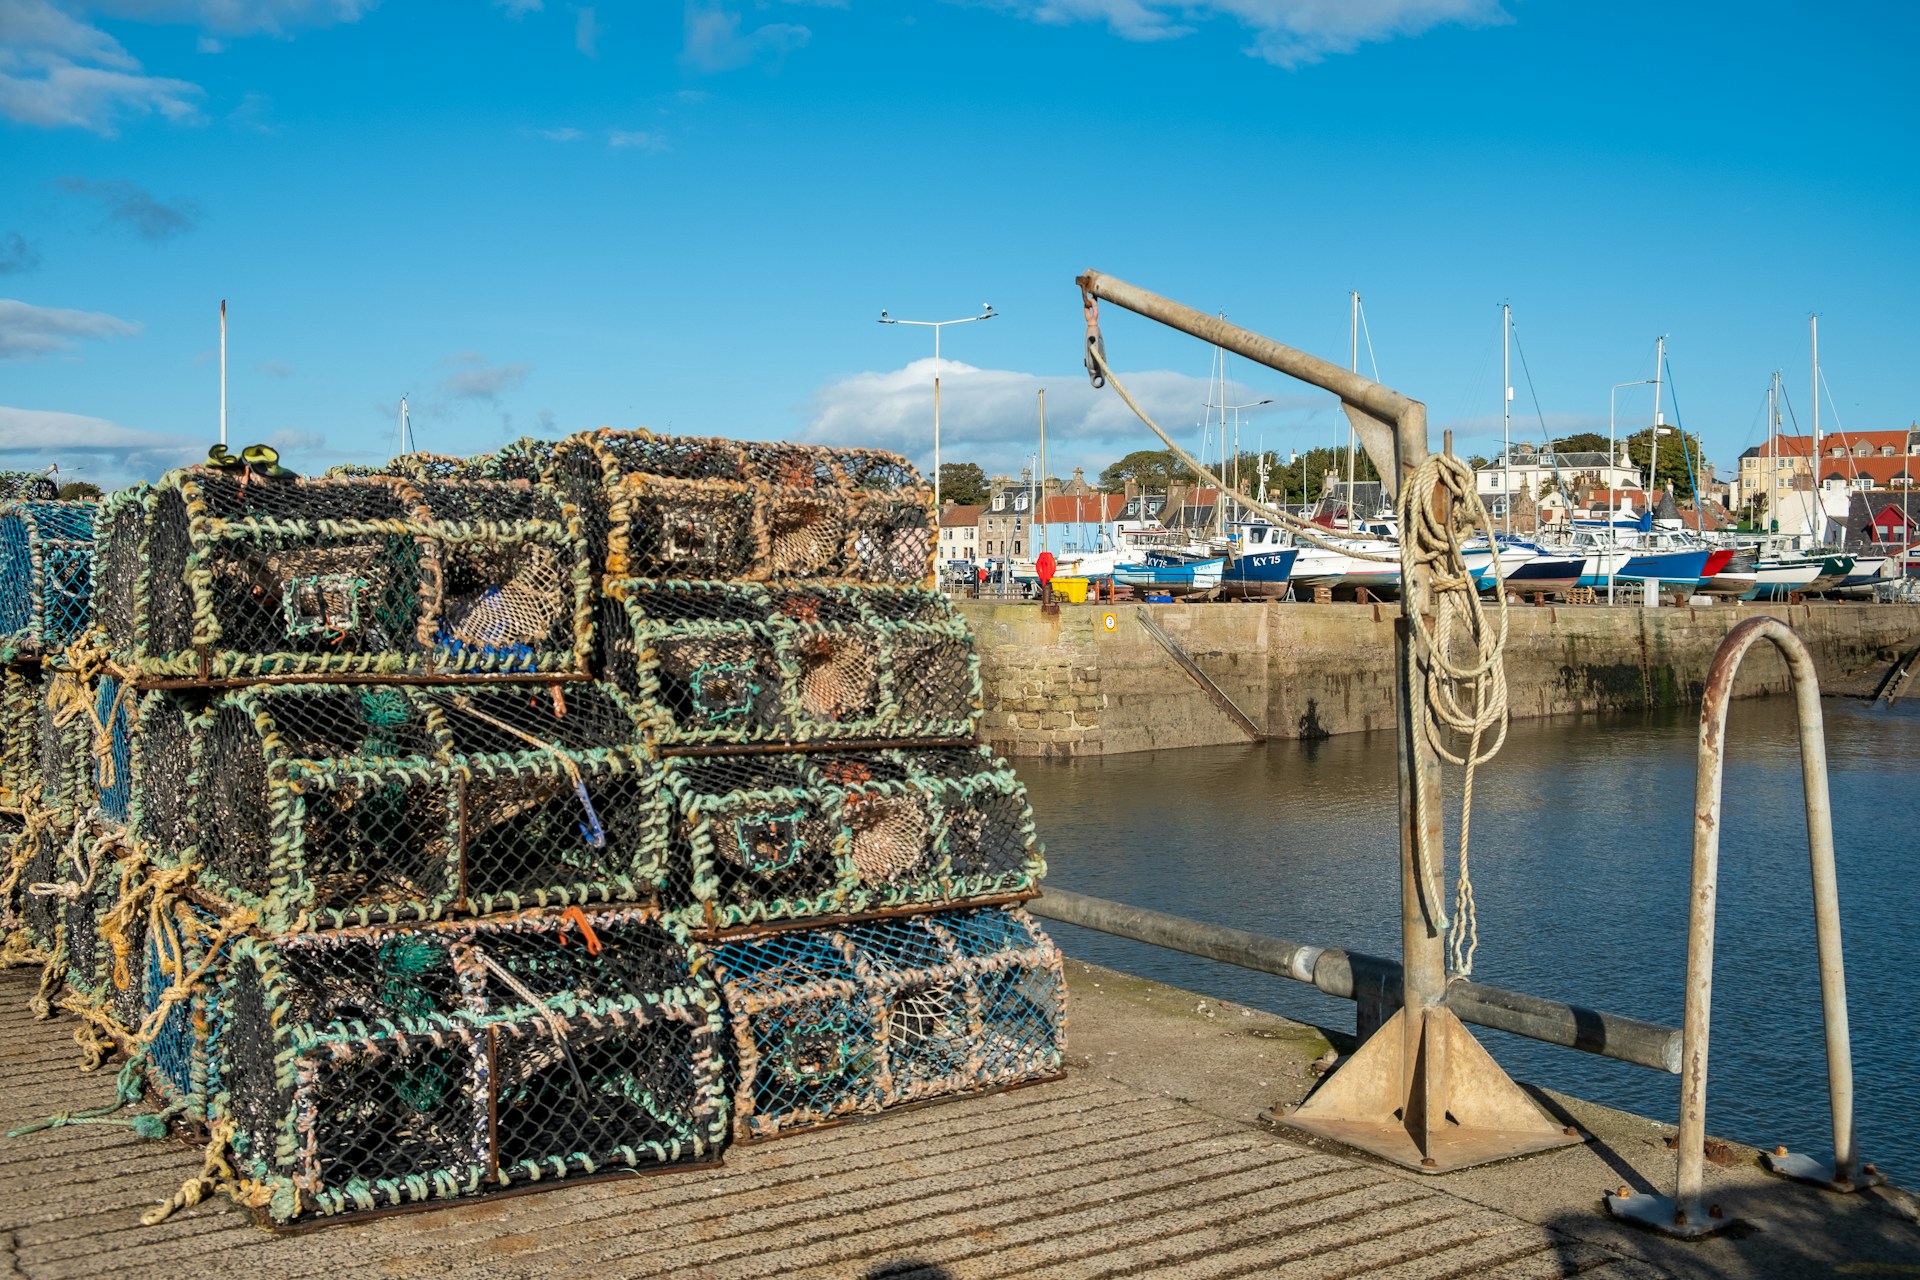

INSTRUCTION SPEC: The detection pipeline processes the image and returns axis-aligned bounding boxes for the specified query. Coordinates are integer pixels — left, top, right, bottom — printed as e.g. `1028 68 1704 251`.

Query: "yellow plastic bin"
1052 577 1090 604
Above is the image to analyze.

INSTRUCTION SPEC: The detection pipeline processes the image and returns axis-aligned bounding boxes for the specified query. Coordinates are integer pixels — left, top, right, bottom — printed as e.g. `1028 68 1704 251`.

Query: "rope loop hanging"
1396 451 1510 976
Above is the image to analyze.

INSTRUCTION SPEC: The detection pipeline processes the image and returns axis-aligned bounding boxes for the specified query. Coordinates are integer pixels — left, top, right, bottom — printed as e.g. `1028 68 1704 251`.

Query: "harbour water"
1023 692 1920 1186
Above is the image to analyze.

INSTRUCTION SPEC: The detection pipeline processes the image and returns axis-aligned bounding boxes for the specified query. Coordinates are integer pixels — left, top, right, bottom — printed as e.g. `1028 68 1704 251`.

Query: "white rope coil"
1397 452 1509 976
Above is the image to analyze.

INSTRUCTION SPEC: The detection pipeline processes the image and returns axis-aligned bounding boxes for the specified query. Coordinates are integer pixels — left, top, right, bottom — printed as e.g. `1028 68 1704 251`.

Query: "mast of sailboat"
1810 314 1823 545
398 394 412 456
1348 292 1360 531
1036 388 1047 561
1648 336 1665 514
1502 302 1512 536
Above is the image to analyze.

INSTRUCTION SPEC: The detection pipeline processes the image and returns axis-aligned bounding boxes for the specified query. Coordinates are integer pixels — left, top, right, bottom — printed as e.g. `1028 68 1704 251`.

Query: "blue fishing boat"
1117 556 1227 596
1219 523 1300 599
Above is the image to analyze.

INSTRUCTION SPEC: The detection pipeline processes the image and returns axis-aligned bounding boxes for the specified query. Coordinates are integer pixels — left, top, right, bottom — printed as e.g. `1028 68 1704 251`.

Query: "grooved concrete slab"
0 968 1668 1280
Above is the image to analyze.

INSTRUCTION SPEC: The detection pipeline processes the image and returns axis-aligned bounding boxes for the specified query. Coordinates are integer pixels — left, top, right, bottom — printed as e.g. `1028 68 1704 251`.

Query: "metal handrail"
1608 615 1882 1239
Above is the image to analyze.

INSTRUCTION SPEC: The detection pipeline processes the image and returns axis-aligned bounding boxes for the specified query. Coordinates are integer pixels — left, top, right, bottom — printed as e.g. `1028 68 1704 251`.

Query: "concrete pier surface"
3 961 1914 1279
962 600 1920 757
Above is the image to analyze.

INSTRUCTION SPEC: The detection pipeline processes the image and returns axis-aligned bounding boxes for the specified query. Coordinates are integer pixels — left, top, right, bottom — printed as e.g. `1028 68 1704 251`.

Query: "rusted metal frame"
1609 614 1880 1239
1076 271 1578 1174
1133 610 1264 742
659 737 978 759
1029 888 1681 1074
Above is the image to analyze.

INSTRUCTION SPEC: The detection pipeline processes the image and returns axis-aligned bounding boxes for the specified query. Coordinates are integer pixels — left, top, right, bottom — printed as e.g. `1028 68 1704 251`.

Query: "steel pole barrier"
1607 615 1881 1239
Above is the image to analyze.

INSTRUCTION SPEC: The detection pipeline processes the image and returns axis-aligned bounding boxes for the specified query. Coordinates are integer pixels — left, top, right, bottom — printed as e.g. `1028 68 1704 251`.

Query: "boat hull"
1220 547 1300 599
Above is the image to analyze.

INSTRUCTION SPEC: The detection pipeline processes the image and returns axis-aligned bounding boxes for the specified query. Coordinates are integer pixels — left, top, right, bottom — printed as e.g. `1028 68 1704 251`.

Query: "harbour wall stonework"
958 600 1920 758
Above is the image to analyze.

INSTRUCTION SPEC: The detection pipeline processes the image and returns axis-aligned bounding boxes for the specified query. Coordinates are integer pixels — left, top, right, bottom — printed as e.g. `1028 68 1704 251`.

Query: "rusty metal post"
1607 615 1881 1239
1077 270 1577 1173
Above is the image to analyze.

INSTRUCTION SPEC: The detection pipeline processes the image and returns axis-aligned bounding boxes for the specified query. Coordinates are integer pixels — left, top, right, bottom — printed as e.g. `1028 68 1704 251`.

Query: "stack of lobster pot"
560 428 1067 1143
80 456 728 1225
0 470 97 988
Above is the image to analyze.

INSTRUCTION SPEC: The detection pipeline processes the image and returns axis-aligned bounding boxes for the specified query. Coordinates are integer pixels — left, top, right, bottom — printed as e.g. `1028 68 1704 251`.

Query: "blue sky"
3 0 1916 489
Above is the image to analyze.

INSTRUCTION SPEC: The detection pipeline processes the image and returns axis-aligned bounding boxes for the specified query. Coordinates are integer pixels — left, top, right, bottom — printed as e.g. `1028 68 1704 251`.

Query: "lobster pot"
136 898 234 1125
36 672 92 812
0 809 26 946
329 437 558 487
599 580 981 746
216 908 728 1224
1 667 43 812
92 487 148 661
0 500 94 660
0 472 59 502
659 747 1043 932
553 430 933 585
709 906 1067 1141
95 468 591 682
191 682 666 932
126 690 201 857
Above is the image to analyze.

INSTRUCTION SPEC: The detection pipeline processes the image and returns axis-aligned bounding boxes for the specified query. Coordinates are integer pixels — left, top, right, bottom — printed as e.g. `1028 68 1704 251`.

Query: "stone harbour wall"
958 599 1920 759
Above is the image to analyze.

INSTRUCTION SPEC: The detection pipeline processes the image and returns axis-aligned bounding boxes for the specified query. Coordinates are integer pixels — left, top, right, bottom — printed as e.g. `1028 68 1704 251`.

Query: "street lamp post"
1204 396 1272 528
878 304 998 511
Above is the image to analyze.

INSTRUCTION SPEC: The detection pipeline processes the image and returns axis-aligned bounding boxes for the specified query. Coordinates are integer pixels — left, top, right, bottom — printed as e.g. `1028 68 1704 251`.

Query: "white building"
1476 447 1642 519
937 503 985 567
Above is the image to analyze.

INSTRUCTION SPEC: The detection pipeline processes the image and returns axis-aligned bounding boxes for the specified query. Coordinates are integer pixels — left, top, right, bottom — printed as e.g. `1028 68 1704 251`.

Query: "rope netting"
94 469 591 681
660 747 1044 932
1 426 1071 1229
709 906 1066 1140
554 430 935 585
602 579 981 745
183 681 665 931
0 501 95 662
211 907 726 1223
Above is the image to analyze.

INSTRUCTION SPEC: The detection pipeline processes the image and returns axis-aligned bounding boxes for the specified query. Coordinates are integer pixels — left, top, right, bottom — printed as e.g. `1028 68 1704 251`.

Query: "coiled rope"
1086 338 1509 977
1396 452 1509 977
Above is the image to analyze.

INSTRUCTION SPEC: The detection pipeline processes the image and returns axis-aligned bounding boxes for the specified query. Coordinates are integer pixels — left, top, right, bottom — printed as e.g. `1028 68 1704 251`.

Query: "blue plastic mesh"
93 676 135 825
0 502 94 656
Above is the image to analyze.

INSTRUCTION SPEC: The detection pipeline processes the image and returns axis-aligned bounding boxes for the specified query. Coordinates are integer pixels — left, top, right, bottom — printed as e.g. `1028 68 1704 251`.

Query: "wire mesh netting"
1 667 44 812
708 906 1066 1140
0 809 26 954
36 670 94 813
188 681 665 931
0 501 95 661
216 906 728 1222
132 898 235 1126
659 746 1043 932
93 469 592 682
553 430 934 585
328 437 559 487
0 472 61 502
599 579 980 746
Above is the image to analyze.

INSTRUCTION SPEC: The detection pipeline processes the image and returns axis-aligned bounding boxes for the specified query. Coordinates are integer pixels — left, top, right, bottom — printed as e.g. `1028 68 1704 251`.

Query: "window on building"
1882 446 1896 457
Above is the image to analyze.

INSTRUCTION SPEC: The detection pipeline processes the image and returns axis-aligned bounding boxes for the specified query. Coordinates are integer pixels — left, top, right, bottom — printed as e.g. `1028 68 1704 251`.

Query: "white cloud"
988 0 1507 66
607 128 665 151
1 0 382 134
0 404 201 484
495 0 541 15
441 352 531 402
258 358 294 378
0 297 140 359
88 0 377 38
682 4 810 73
574 5 600 56
530 125 582 141
805 358 1321 477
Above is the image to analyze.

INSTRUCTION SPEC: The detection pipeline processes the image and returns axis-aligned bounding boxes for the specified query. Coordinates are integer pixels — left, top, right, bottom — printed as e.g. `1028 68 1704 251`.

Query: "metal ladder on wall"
1607 615 1883 1237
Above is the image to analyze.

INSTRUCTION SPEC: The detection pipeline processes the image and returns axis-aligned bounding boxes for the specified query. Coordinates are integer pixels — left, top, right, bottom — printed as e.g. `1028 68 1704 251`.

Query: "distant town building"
937 503 985 567
1475 446 1640 521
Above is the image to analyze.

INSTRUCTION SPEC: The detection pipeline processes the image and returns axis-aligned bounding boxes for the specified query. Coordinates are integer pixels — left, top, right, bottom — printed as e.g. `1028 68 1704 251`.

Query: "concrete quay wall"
958 599 1920 758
